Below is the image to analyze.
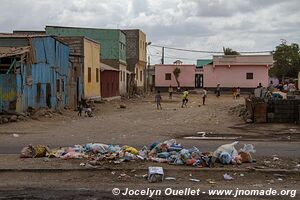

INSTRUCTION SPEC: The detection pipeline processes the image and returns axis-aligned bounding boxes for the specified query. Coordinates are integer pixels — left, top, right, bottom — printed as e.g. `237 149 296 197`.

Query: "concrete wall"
155 64 196 88
204 64 269 88
83 38 101 99
203 55 273 89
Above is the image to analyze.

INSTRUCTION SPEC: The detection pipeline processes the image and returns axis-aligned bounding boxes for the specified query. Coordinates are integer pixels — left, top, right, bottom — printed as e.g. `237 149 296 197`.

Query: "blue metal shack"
0 36 69 112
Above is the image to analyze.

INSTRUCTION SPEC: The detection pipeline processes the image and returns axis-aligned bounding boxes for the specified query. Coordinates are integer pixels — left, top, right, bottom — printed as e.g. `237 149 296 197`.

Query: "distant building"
155 63 197 91
154 55 273 91
0 36 69 112
46 26 128 96
203 55 273 90
122 29 147 93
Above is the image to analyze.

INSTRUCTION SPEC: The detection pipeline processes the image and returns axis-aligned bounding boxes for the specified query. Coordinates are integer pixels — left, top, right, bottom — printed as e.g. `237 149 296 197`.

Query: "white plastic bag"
213 141 239 164
240 144 256 153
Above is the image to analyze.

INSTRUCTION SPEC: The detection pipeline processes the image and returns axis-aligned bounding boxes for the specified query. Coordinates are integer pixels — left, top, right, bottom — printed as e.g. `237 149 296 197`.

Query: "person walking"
216 84 221 98
168 85 173 99
232 87 237 99
155 90 162 110
181 89 189 108
202 88 207 105
236 87 241 98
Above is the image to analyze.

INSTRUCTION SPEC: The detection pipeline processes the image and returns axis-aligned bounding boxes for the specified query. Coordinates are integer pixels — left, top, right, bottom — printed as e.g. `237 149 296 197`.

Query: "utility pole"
161 47 165 64
147 55 150 93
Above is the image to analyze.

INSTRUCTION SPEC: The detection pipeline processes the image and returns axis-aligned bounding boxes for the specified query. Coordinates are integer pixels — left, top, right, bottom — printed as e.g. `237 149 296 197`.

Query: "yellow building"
83 38 101 99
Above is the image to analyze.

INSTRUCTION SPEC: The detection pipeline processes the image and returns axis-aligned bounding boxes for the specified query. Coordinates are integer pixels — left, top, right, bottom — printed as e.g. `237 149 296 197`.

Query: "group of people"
155 85 209 110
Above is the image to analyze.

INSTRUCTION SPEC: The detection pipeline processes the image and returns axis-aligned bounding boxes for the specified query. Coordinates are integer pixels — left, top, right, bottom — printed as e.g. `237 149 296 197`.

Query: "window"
140 70 143 82
123 71 125 82
88 67 91 83
246 73 253 80
96 68 99 82
56 79 60 92
165 73 171 80
61 79 64 92
120 71 122 82
136 68 138 80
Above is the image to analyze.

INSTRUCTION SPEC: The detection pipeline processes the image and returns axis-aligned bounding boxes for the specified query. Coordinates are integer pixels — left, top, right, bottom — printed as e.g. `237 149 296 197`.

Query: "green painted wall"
45 26 126 64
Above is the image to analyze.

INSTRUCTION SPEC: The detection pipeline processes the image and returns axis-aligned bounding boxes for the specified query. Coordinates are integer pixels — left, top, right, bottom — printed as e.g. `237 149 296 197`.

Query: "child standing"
155 91 162 110
232 87 237 99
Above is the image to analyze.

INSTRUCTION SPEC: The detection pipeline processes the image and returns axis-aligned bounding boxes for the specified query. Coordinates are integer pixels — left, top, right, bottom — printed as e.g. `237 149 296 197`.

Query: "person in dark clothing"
155 91 162 110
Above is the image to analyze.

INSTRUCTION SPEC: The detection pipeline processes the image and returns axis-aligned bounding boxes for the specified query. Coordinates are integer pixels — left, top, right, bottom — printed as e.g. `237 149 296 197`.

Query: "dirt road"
0 93 299 151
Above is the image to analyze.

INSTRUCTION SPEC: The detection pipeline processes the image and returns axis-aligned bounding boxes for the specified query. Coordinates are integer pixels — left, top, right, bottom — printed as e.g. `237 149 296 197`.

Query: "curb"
0 167 298 174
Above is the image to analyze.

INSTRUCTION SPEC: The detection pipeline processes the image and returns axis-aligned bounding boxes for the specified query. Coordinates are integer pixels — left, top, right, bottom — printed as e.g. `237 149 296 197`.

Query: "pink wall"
155 64 196 87
203 65 269 88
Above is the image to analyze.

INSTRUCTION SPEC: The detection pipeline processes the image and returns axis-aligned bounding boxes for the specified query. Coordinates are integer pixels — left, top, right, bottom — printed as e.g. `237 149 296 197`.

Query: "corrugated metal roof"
100 62 119 71
196 59 213 68
0 46 30 58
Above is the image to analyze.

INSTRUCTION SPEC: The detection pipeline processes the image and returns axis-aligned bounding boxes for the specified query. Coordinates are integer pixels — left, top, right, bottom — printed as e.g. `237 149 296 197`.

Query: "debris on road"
189 178 200 182
223 173 234 181
19 139 257 169
148 167 164 183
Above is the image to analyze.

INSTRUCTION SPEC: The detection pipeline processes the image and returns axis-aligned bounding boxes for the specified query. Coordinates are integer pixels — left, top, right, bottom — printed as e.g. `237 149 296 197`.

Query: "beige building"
123 29 147 93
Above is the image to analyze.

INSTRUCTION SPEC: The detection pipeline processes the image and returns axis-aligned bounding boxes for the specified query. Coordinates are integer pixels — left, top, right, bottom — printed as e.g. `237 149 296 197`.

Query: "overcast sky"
1 0 300 64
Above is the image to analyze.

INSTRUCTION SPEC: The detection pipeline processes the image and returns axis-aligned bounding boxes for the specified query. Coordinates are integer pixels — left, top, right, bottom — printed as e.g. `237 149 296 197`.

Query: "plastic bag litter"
124 152 136 161
223 173 234 181
188 146 199 153
238 152 252 163
34 145 50 157
20 145 36 158
84 143 109 154
213 141 239 164
186 158 197 166
240 144 256 153
138 146 148 158
157 152 170 159
123 146 138 155
61 151 87 159
47 148 65 158
163 139 177 146
180 149 191 161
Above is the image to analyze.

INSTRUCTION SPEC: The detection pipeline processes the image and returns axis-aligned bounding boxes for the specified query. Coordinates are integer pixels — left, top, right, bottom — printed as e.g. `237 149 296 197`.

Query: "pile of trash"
20 140 256 167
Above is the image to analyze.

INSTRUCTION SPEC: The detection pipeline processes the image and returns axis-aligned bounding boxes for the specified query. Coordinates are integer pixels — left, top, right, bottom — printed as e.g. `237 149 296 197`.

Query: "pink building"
154 55 273 91
154 64 199 90
203 55 273 90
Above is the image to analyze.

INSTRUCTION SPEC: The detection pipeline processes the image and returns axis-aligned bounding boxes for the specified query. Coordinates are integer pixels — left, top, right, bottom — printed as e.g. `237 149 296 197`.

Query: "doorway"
195 74 203 88
46 83 51 108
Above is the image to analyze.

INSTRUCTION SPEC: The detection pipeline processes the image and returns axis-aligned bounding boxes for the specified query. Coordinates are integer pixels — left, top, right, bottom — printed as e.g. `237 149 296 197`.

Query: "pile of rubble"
0 112 30 124
229 104 253 123
20 140 256 168
0 108 63 124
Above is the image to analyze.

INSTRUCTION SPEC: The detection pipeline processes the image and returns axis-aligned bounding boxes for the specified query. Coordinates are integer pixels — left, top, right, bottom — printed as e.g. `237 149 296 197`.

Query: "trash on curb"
19 139 258 169
148 167 164 183
189 178 200 182
165 177 176 180
223 173 234 181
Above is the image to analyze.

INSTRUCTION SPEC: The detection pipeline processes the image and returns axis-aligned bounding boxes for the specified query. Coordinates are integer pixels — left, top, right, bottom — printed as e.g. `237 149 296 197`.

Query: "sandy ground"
0 93 299 199
0 93 299 150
